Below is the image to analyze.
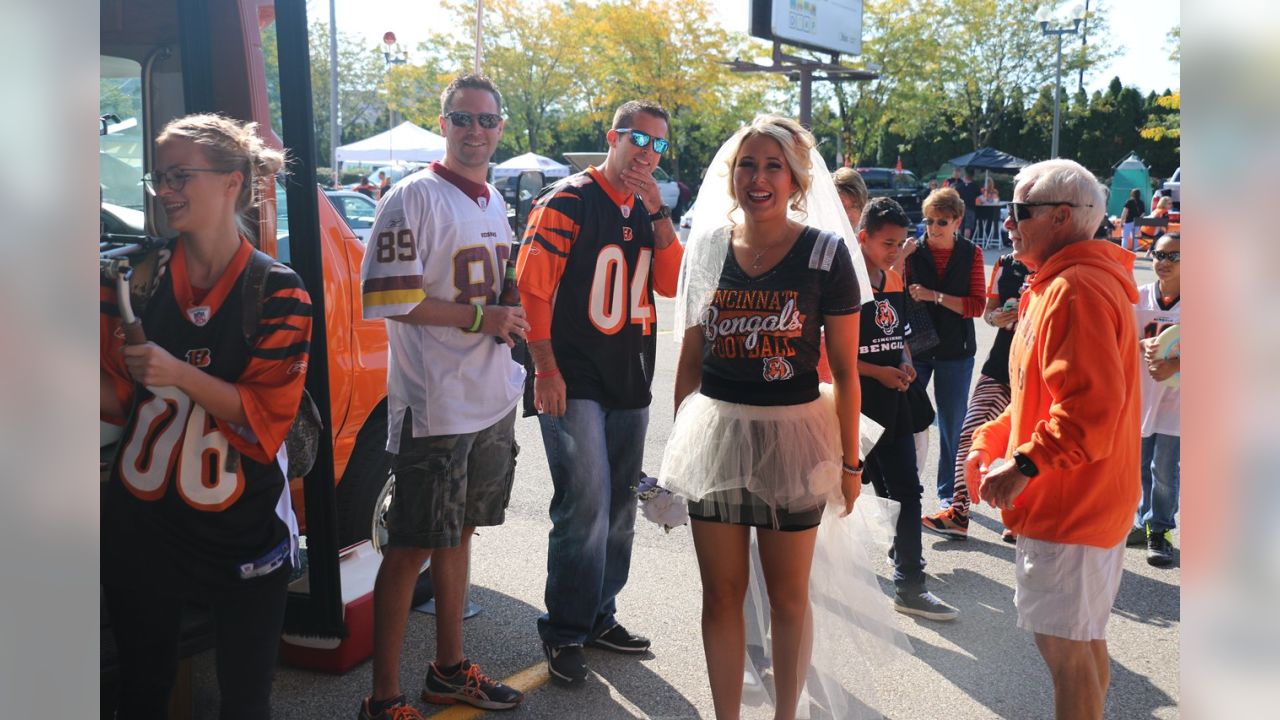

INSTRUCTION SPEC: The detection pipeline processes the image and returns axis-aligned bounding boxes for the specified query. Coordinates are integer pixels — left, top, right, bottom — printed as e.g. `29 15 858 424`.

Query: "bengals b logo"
761 356 795 382
185 348 211 368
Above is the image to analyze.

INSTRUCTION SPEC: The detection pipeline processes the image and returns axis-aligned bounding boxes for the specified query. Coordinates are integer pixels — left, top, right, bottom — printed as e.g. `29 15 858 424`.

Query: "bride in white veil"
659 116 911 719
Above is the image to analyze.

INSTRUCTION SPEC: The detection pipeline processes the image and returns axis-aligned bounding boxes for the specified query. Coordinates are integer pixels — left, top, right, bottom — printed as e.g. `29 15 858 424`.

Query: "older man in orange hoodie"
966 159 1140 720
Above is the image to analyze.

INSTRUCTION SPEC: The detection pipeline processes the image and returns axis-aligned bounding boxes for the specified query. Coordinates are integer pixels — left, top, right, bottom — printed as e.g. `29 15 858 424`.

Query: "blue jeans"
866 430 926 592
912 356 975 504
1136 433 1180 533
537 399 648 647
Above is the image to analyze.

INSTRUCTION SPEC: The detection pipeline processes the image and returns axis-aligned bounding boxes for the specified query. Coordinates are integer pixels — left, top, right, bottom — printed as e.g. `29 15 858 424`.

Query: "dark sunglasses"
142 167 231 195
615 128 669 154
1151 250 1180 262
1009 200 1094 223
924 218 952 227
446 111 502 129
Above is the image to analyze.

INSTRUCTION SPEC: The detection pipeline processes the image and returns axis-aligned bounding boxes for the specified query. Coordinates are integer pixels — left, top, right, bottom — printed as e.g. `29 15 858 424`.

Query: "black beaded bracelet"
841 461 864 475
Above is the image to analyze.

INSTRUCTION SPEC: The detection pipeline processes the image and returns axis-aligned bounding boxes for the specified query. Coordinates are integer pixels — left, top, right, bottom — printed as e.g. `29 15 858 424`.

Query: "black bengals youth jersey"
699 227 861 407
517 167 683 409
856 269 914 438
100 238 312 588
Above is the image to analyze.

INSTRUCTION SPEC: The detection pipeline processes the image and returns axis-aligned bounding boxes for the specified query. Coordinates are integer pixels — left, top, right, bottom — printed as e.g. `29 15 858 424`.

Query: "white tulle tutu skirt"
658 384 911 719
659 385 882 528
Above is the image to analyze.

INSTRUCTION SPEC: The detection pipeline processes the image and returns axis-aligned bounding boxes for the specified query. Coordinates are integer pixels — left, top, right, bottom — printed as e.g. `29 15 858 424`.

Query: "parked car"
856 167 927 223
562 152 680 210
677 197 697 244
1163 167 1180 209
324 190 377 243
275 184 378 256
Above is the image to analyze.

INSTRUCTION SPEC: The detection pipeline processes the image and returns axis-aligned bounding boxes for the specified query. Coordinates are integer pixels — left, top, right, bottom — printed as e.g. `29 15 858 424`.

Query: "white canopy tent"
335 121 446 164
492 152 571 179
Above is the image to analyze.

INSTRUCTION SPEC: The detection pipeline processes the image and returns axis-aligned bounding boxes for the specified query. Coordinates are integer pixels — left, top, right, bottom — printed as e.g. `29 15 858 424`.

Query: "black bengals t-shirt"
699 226 861 407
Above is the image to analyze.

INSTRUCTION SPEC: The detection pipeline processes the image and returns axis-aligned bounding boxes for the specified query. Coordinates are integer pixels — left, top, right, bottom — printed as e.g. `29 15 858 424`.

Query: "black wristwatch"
1012 452 1040 478
650 205 671 222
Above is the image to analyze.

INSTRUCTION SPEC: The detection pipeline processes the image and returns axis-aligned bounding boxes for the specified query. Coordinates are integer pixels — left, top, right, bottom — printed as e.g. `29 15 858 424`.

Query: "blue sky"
313 0 1180 95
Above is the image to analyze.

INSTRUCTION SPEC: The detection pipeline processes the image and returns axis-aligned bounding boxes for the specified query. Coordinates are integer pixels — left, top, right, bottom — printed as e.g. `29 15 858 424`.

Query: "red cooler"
279 540 381 674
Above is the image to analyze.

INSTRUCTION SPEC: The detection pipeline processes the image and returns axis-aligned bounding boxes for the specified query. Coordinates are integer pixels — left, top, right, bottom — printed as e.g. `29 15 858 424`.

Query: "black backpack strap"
242 249 276 345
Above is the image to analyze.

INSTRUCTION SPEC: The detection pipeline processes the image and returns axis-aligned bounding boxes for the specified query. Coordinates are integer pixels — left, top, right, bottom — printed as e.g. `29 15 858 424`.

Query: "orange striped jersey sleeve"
986 260 1003 299
517 188 582 304
226 264 313 463
651 238 684 298
99 275 134 424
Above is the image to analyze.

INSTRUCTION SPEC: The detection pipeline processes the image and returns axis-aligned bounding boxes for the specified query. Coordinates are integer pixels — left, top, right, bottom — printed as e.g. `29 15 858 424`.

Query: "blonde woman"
662 115 905 720
101 114 311 719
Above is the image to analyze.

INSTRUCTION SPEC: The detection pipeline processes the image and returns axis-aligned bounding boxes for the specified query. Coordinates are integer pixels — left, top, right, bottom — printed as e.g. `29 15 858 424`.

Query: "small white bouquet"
633 473 689 533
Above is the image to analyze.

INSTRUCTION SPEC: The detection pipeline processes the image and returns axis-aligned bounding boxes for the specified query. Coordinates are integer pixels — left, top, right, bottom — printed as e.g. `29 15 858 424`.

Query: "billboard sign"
750 0 863 56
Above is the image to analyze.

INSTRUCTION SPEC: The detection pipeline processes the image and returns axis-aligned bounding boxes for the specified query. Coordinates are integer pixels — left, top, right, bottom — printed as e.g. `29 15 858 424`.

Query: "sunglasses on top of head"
615 128 669 154
445 111 502 129
1009 200 1093 223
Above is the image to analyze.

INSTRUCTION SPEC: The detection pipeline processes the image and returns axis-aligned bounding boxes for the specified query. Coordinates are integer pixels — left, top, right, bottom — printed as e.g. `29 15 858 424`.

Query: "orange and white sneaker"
922 507 969 539
422 659 523 711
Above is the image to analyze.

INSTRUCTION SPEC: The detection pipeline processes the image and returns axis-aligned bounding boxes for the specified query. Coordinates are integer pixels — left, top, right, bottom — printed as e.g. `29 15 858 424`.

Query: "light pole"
1036 4 1086 159
382 32 408 134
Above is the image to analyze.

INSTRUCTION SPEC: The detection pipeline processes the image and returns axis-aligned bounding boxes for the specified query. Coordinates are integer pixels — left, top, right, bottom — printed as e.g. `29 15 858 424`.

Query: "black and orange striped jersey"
517 167 683 409
100 238 312 587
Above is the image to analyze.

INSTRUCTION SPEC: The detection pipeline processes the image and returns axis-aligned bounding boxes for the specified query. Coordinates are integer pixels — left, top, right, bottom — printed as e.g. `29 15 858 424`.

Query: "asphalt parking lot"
187 247 1179 719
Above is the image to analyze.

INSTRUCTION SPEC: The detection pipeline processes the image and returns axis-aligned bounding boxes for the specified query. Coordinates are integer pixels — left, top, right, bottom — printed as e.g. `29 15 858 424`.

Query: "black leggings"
103 566 290 720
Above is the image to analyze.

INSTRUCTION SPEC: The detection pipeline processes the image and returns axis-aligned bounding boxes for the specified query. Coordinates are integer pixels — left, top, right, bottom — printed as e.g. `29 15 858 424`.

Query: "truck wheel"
336 411 393 549
336 409 431 605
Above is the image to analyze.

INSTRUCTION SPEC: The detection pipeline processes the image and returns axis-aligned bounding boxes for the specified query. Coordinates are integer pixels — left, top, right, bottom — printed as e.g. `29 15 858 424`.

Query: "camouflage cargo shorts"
385 407 518 549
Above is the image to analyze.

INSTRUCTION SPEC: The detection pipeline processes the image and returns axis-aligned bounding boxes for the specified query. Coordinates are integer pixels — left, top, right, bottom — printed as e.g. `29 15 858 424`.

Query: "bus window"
100 56 145 212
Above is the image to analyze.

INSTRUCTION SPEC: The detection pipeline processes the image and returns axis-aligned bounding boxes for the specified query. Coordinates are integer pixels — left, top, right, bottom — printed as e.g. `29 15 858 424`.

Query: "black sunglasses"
142 167 231 195
924 218 952 227
1151 250 1180 262
1009 201 1094 223
615 128 669 154
446 111 502 129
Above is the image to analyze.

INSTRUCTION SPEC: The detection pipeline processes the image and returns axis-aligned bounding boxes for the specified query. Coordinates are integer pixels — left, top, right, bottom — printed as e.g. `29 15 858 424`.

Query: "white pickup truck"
563 152 680 210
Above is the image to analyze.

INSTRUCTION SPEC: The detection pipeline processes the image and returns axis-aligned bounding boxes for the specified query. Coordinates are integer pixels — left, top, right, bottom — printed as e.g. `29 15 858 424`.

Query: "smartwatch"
650 205 671 222
1012 452 1040 478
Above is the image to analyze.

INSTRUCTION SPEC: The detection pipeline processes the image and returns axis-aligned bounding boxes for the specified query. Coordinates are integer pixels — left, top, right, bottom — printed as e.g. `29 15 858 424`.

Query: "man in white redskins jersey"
357 74 530 718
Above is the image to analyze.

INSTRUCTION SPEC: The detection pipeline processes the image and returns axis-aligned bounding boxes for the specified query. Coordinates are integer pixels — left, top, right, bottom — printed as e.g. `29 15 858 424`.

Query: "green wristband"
465 303 484 333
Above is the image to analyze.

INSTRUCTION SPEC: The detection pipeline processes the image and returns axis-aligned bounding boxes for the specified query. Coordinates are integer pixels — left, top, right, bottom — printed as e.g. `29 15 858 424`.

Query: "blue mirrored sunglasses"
616 128 669 154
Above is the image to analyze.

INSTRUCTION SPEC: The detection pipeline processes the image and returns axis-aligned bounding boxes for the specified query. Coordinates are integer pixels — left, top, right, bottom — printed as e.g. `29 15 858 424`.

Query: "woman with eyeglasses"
904 187 987 510
100 113 312 719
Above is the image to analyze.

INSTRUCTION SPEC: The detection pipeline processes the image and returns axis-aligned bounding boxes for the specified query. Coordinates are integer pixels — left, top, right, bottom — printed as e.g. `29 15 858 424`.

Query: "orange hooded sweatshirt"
971 240 1141 548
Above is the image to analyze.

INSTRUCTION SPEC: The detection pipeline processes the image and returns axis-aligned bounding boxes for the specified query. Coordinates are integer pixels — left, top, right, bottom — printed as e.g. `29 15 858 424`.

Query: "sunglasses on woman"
615 128 669 154
1151 250 1180 262
924 218 952 227
446 111 502 129
1008 201 1094 223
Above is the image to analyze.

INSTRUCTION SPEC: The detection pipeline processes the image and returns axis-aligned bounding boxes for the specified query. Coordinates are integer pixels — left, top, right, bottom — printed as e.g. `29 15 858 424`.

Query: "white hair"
1015 159 1107 239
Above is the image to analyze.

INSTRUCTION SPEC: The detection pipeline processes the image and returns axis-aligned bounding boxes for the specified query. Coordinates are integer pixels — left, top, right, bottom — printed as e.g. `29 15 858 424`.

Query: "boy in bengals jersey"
850 197 959 621
517 99 683 684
